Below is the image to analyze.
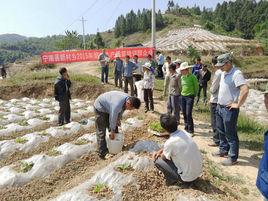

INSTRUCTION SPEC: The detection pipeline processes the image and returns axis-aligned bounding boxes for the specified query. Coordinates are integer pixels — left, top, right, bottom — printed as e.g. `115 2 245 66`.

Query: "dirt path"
57 61 263 200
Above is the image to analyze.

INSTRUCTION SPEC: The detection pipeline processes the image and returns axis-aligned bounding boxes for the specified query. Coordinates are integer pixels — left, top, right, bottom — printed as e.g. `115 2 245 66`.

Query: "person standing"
213 53 249 166
94 91 141 159
179 62 199 134
209 56 221 147
167 63 182 125
153 114 202 187
98 49 110 84
123 55 138 96
256 83 268 200
192 58 203 76
174 59 182 75
133 55 143 97
54 67 72 126
162 56 172 97
147 54 157 75
114 54 123 88
0 65 7 79
196 64 211 105
143 63 155 113
156 51 165 78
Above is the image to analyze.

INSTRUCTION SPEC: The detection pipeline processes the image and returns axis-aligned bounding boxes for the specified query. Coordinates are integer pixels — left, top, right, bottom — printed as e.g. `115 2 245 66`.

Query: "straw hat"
179 62 192 70
174 58 182 64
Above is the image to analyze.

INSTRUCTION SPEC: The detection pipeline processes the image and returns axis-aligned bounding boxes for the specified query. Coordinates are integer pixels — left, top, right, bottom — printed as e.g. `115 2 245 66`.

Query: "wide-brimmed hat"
179 62 192 70
215 53 232 67
174 59 182 64
142 62 151 70
263 83 268 94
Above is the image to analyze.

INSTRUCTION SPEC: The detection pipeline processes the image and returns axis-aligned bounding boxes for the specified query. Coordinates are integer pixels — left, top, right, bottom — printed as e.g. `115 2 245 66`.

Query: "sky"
0 0 226 37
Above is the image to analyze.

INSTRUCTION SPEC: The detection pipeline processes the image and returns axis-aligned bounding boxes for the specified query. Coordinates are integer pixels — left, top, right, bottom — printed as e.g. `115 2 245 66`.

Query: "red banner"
41 47 155 64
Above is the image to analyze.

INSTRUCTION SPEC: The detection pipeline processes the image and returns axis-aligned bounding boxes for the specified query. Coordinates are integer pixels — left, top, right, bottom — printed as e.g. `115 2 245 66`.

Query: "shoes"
222 158 238 166
145 108 149 113
101 82 105 85
212 151 228 158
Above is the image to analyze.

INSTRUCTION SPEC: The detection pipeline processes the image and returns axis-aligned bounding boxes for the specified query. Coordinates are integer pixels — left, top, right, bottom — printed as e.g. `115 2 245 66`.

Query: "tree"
94 32 105 49
57 30 81 50
187 45 201 63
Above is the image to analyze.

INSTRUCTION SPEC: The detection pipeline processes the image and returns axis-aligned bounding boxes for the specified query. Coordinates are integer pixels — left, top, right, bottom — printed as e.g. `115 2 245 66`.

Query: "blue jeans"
167 95 181 124
217 105 239 161
210 103 220 145
101 65 109 83
181 96 194 133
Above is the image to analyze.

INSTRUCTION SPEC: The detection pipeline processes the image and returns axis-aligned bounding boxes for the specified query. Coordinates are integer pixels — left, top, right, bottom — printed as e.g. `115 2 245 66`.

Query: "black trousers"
197 84 208 103
210 103 220 145
144 88 154 111
157 64 164 78
133 74 142 97
94 108 118 157
58 99 70 125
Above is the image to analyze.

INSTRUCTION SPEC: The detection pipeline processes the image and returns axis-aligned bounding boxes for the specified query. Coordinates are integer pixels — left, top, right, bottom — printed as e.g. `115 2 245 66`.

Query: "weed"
40 116 50 121
240 187 250 195
149 121 165 133
0 125 5 130
15 137 28 144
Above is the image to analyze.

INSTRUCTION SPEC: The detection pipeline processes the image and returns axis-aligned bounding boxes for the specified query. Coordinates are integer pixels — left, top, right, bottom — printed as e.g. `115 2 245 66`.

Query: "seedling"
40 116 50 121
74 139 90 145
17 120 29 126
93 183 107 193
47 148 61 156
115 163 134 172
38 131 48 136
0 125 5 130
19 161 34 173
137 116 144 120
15 137 28 144
149 122 165 133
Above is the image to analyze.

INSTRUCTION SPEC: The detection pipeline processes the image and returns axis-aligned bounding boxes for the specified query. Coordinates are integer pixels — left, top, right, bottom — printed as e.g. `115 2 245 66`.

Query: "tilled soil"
0 153 99 201
0 126 95 168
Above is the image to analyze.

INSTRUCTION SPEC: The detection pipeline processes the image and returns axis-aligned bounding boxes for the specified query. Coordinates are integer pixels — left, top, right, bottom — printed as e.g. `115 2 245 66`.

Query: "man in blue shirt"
94 91 141 159
192 58 203 76
114 54 123 88
256 83 268 200
123 55 138 96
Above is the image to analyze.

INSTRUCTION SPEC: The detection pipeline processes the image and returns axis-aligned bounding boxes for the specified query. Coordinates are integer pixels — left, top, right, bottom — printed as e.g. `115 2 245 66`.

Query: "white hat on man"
179 62 192 70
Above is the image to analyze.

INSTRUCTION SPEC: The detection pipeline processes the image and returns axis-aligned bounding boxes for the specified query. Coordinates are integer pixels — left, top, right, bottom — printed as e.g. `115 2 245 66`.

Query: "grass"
15 137 28 144
149 121 165 133
154 79 164 92
1 70 101 87
237 114 266 151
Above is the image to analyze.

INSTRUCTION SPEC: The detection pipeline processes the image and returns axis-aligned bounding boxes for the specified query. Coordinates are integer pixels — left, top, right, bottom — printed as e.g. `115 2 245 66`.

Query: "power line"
61 0 98 34
102 0 123 31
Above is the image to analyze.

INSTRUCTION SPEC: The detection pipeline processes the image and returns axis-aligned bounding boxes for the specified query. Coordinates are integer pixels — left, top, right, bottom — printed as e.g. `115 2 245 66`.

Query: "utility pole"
151 0 156 53
80 16 87 50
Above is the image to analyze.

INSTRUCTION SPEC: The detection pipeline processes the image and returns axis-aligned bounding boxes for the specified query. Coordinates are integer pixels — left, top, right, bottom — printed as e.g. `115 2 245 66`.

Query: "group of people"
53 51 268 197
97 50 252 166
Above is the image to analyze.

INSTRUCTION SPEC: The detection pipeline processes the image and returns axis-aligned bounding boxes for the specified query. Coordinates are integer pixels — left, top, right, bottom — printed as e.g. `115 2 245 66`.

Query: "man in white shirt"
156 51 165 78
133 55 143 97
162 56 172 97
153 114 203 187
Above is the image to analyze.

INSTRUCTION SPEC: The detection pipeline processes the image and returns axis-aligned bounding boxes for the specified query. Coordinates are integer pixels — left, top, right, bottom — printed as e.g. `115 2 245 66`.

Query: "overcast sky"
0 0 226 37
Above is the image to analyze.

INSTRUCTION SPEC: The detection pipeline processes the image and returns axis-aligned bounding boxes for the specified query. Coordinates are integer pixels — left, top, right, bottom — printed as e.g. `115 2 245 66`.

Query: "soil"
0 61 263 201
0 126 95 168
